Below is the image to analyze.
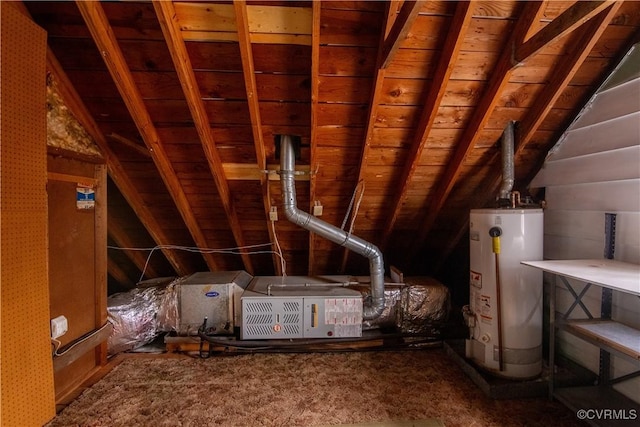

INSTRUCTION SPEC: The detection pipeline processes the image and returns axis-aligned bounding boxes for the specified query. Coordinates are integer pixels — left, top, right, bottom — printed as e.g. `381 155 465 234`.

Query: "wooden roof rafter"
106 133 150 158
232 0 281 275
517 2 624 153
107 217 162 280
379 0 476 251
76 1 222 272
46 48 191 277
307 0 321 275
380 1 422 70
154 0 255 275
515 1 612 63
406 1 549 263
340 0 422 272
107 257 133 287
417 1 625 269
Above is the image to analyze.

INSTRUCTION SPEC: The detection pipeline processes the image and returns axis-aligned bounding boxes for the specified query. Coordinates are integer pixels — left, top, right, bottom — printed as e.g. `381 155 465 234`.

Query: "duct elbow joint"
363 296 385 320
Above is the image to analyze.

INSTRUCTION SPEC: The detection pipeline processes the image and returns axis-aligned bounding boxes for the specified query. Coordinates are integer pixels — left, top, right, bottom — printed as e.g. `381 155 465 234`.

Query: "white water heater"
465 208 543 379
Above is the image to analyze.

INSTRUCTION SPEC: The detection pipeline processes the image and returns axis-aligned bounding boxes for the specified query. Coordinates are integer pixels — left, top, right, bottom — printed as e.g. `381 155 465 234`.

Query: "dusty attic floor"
48 347 586 427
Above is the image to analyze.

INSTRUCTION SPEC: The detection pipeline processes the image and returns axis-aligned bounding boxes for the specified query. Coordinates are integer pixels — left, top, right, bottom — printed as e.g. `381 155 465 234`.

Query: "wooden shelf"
521 259 640 296
522 258 640 427
562 320 640 362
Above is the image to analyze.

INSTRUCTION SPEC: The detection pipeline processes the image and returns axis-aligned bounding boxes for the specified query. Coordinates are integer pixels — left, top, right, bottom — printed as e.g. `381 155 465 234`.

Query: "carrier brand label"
205 291 220 298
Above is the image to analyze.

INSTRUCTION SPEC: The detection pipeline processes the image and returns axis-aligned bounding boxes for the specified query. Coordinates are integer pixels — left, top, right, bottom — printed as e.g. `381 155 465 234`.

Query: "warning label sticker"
76 184 95 210
325 298 363 337
479 294 492 325
325 298 362 325
470 270 482 289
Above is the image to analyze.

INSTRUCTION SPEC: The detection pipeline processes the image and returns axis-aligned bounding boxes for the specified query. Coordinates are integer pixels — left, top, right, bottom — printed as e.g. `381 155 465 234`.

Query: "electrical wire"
341 180 365 232
107 242 286 282
270 219 287 282
347 181 365 235
51 322 111 357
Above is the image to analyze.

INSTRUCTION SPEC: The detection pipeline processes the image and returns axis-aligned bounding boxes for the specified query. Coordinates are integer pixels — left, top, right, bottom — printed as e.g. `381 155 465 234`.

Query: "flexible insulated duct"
279 135 385 320
499 121 515 200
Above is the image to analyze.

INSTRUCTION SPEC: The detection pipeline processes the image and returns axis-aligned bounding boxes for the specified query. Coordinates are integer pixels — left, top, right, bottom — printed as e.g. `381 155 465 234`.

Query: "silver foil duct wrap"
359 284 403 331
107 277 181 355
399 276 450 335
355 276 450 335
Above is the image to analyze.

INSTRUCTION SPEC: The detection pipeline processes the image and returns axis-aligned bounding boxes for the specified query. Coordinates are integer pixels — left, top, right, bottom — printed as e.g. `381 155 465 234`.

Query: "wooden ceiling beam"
107 219 161 280
233 1 266 169
380 1 422 69
339 1 399 273
379 1 475 251
76 1 222 272
515 1 611 63
233 0 281 275
308 0 321 275
106 133 150 157
233 0 284 275
430 3 624 272
46 48 191 276
518 2 623 152
154 0 255 275
408 1 546 263
107 257 134 288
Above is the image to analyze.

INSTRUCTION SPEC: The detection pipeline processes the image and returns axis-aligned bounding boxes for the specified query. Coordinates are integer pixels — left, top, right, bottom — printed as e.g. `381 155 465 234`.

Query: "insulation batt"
107 277 181 355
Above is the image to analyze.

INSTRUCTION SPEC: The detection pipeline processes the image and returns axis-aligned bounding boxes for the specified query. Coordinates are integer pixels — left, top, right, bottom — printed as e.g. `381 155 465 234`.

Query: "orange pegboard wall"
1 3 56 426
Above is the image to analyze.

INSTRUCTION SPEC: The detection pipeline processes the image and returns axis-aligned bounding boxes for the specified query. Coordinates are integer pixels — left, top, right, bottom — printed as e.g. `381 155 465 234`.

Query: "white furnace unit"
241 276 363 339
466 208 543 379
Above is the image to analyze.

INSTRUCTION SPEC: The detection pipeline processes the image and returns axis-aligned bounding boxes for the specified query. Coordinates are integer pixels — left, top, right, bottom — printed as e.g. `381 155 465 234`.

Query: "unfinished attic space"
1 1 639 426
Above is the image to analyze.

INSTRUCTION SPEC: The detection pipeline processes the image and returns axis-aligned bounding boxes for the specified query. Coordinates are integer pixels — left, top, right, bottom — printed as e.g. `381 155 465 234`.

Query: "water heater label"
205 291 220 298
470 270 482 288
480 294 492 324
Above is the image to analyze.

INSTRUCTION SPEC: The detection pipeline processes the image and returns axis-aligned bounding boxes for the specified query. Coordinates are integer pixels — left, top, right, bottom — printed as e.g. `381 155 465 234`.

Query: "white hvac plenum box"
178 271 252 335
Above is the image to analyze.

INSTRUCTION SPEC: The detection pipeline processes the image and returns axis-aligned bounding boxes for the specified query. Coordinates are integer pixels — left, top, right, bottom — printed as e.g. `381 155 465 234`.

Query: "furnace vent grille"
242 297 303 339
246 314 273 324
246 302 273 313
283 301 299 312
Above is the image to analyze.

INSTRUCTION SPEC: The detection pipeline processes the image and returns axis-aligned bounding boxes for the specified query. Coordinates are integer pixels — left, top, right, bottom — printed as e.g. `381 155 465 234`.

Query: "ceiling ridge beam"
154 0 255 275
46 48 191 276
76 1 222 272
379 0 475 251
515 1 611 63
233 0 281 275
407 1 546 264
308 0 322 275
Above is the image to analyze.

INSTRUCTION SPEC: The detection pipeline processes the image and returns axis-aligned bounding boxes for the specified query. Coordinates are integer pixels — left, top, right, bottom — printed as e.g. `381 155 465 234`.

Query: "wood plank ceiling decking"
24 1 640 291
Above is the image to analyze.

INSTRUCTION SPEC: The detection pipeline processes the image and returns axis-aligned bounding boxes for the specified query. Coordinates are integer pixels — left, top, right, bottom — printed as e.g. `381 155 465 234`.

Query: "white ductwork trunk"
279 135 385 320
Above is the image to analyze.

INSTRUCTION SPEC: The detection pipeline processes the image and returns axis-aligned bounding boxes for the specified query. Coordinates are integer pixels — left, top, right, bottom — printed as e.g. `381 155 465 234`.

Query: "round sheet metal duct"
279 135 385 320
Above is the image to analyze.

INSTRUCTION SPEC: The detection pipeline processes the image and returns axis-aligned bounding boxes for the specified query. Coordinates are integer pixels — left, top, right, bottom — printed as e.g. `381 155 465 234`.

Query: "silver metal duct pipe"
279 135 385 320
499 121 515 200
